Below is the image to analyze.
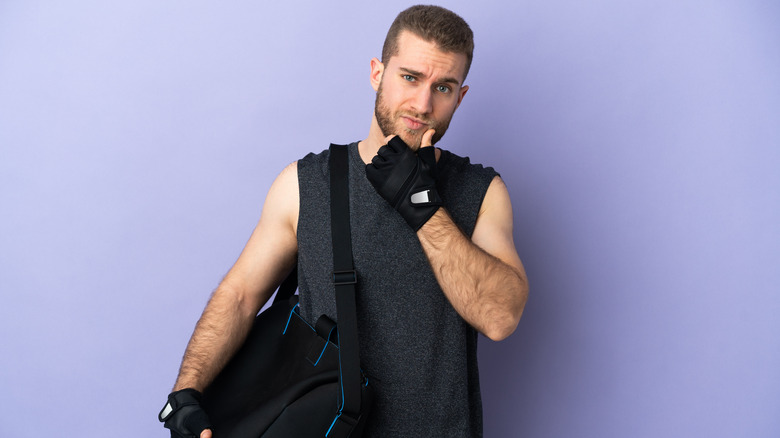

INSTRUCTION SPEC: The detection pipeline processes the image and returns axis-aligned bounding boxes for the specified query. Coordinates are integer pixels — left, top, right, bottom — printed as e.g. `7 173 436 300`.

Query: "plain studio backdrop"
1 1 778 436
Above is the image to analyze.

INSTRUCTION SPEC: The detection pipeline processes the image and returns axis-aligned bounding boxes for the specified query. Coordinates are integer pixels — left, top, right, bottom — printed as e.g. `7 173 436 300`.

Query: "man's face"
372 31 469 150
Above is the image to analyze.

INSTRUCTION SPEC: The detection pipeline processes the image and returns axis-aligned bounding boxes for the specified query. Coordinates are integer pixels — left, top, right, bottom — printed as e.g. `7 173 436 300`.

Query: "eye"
436 85 451 94
402 74 416 82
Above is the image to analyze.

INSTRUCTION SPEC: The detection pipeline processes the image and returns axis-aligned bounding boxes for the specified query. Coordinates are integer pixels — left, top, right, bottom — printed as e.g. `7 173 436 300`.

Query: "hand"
365 129 442 230
159 389 213 438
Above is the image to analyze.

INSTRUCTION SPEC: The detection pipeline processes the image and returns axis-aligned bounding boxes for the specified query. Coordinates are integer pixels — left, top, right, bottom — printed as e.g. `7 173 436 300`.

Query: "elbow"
484 282 528 342
483 306 523 341
484 321 517 342
211 282 257 321
481 307 521 341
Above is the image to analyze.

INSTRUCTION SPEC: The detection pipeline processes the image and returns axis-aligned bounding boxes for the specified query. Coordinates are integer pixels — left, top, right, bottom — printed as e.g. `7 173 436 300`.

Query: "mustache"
398 112 435 126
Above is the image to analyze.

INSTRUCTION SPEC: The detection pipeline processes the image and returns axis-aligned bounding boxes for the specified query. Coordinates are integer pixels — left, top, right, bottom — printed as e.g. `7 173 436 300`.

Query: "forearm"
173 284 258 392
417 209 528 341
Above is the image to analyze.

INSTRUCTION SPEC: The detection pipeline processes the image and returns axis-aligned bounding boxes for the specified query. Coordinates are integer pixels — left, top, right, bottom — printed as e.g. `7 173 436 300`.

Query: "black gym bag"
201 144 372 437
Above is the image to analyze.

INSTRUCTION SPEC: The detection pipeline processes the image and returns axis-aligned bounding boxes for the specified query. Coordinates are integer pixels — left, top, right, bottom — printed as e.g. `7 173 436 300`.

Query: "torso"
296 142 497 437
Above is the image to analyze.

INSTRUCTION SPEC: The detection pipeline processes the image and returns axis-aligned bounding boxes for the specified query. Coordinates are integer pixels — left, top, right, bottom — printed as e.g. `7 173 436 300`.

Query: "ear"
370 57 384 92
455 85 469 110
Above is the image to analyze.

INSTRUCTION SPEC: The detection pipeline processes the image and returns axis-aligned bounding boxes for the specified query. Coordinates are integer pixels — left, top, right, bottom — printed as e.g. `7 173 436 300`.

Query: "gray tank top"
297 142 498 437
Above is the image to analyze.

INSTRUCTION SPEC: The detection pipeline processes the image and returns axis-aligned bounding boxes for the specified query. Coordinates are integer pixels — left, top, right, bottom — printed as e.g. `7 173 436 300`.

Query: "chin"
398 131 423 151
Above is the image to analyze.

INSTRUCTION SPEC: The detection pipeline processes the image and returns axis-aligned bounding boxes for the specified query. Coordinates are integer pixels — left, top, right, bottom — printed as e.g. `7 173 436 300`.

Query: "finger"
418 145 437 169
384 134 396 144
421 129 435 148
201 429 212 438
371 153 388 166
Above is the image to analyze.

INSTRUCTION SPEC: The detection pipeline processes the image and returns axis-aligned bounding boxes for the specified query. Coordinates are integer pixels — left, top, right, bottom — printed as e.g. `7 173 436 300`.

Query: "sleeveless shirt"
296 142 498 437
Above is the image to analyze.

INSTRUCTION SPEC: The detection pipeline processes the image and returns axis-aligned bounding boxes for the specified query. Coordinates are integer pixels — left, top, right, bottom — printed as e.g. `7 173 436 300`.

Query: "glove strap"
159 389 202 422
159 389 211 438
410 188 442 206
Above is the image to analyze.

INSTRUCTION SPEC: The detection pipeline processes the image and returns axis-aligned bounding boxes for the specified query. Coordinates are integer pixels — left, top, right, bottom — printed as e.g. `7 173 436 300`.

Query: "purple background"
1 1 778 436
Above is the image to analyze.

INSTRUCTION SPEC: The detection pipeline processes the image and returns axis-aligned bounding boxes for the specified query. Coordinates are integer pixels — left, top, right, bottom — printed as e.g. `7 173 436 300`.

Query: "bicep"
220 161 300 313
471 177 526 277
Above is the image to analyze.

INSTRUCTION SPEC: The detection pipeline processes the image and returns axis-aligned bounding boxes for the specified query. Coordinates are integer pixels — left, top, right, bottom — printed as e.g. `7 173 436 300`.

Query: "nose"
409 87 433 115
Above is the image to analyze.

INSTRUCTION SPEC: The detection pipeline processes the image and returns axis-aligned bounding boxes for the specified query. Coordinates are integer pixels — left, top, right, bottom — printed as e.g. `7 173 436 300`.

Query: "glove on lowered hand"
365 136 442 230
159 388 212 438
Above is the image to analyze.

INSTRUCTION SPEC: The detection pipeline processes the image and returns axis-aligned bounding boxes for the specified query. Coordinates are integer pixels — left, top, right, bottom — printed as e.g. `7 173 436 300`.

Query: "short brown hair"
381 5 474 80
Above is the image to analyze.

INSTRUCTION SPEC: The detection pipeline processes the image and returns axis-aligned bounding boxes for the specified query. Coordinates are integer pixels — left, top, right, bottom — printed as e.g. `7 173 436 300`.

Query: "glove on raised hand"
159 388 212 438
365 136 443 231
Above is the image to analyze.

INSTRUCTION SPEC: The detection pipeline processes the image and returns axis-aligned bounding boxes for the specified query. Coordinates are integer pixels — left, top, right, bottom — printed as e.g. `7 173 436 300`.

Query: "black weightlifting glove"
365 136 443 231
159 388 212 438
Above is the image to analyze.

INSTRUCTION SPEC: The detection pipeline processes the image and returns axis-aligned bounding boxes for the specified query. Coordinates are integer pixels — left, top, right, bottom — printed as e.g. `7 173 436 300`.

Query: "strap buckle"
333 270 357 285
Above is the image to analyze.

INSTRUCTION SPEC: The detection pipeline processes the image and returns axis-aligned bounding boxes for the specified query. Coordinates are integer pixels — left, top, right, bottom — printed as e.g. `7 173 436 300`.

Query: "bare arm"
173 161 300 392
417 176 529 341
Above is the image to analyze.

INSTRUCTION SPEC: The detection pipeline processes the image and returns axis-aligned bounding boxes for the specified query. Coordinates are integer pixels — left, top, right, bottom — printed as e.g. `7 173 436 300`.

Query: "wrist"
173 379 204 393
416 208 454 241
159 388 212 436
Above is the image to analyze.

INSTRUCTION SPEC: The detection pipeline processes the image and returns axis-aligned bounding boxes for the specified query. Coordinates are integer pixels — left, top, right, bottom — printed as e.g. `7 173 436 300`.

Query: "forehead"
387 31 468 84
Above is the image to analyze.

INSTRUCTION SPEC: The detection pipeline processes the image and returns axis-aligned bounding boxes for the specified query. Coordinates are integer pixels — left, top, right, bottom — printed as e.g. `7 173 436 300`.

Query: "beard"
374 80 453 150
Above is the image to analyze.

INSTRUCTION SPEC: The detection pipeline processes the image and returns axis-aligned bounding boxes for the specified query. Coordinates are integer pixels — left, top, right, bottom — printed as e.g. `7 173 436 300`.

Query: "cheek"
434 96 459 115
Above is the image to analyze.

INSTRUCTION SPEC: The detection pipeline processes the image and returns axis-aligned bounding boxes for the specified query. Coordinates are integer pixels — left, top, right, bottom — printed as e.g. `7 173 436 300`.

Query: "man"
162 5 528 437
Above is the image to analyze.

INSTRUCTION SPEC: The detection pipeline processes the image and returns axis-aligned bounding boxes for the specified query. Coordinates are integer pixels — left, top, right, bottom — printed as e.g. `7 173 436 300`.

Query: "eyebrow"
400 67 462 86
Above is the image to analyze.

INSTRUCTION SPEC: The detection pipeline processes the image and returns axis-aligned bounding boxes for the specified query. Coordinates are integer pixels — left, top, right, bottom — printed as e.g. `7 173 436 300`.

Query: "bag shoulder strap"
271 144 363 436
326 144 364 436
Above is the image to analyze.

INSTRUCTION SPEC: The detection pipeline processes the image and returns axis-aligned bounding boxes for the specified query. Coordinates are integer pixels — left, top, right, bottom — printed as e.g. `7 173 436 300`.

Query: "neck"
357 114 387 164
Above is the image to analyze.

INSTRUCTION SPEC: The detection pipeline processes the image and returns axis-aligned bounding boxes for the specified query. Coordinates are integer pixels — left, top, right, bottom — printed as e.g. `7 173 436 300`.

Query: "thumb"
421 129 435 148
201 429 213 438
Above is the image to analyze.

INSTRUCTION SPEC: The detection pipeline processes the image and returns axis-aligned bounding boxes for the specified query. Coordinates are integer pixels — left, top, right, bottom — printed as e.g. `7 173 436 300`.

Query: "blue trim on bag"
313 325 337 366
339 350 345 411
282 306 297 335
325 413 341 437
323 319 347 436
283 306 341 362
323 341 347 437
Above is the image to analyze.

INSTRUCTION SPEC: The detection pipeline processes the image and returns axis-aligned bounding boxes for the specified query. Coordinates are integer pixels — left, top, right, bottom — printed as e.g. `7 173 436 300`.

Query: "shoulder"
435 149 500 236
297 143 358 187
263 161 300 228
297 148 330 170
438 149 497 172
480 176 511 217
266 145 331 233
437 148 500 195
437 149 499 184
270 160 299 193
297 147 336 187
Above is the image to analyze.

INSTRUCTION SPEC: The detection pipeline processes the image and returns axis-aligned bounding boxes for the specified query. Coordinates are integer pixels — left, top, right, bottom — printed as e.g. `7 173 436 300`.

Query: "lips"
401 116 427 130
